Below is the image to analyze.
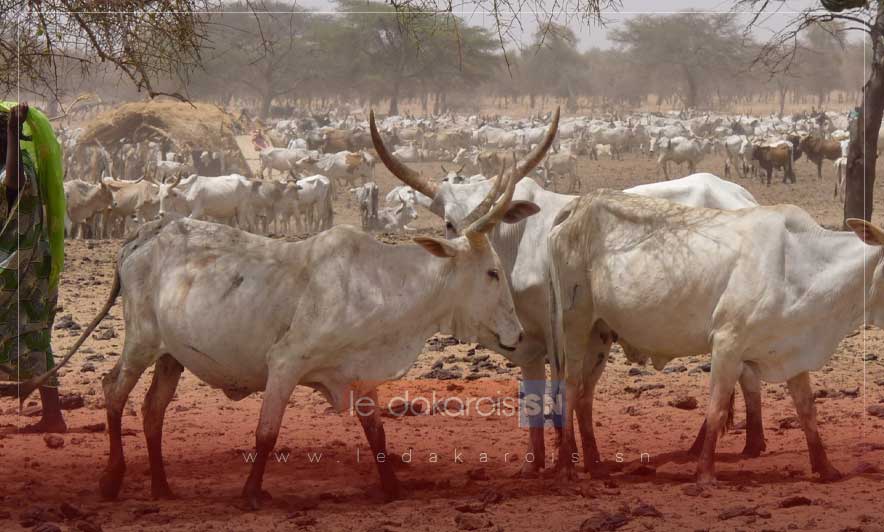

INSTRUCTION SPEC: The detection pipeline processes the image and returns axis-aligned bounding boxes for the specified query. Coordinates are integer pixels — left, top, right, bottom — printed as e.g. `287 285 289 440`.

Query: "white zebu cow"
258 147 302 180
313 150 371 194
589 126 632 160
655 136 710 179
242 179 299 235
722 135 753 179
152 159 194 182
548 189 868 484
64 179 114 239
543 145 579 193
294 174 333 232
373 108 766 476
25 166 533 509
627 172 758 210
157 174 251 227
105 178 159 238
391 143 422 163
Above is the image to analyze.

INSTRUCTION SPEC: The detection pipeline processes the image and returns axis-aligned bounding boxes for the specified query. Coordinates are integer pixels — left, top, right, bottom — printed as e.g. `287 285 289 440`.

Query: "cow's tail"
547 225 568 417
16 267 121 404
725 390 735 434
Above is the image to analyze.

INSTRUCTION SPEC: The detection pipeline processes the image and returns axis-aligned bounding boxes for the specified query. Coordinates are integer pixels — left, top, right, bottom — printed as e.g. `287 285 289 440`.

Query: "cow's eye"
487 269 500 281
445 221 455 231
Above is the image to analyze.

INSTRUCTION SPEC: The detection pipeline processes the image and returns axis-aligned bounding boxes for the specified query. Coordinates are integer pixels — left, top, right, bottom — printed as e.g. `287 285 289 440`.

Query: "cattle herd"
30 103 882 509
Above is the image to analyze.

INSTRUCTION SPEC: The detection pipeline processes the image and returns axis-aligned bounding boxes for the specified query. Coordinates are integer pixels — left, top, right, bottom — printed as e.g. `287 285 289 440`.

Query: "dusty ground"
1 152 884 532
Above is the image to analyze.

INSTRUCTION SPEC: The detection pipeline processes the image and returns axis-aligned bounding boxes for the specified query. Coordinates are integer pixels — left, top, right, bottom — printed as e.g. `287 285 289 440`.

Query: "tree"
334 0 498 115
610 13 749 110
741 0 884 225
3 1 218 103
520 24 587 111
196 2 324 118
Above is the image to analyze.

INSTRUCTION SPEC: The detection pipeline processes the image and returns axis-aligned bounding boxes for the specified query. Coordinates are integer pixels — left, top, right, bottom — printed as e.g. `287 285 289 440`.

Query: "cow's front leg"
354 388 400 500
242 369 298 510
517 357 547 478
787 371 841 481
141 354 184 499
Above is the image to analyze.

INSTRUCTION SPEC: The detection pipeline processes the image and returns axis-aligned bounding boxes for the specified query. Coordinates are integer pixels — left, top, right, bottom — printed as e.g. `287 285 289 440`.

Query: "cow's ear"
414 236 458 258
503 200 541 224
847 218 884 246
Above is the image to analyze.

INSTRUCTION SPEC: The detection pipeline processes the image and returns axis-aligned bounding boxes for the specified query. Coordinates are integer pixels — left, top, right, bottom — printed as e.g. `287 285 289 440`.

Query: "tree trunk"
778 83 787 117
843 4 884 225
683 65 697 110
388 77 400 116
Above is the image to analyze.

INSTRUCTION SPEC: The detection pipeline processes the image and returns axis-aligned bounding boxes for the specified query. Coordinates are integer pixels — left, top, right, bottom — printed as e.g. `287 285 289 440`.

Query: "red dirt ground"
1 152 883 532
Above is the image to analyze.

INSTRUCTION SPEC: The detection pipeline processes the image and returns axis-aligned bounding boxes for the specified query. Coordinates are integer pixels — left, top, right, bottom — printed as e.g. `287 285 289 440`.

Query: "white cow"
64 179 114 238
26 166 533 509
655 136 710 179
373 109 767 477
294 174 333 232
258 147 302 179
157 174 251 226
548 190 864 484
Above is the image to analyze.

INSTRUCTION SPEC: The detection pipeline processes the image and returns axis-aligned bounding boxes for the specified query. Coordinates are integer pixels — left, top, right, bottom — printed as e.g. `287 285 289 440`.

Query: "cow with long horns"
19 149 539 510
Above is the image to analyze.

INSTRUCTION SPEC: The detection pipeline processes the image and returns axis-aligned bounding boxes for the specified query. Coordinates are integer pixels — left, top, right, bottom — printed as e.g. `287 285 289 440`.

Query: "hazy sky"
283 0 832 51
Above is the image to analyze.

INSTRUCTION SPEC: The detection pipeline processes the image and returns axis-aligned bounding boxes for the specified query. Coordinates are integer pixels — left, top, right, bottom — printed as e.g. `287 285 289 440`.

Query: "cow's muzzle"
496 332 522 352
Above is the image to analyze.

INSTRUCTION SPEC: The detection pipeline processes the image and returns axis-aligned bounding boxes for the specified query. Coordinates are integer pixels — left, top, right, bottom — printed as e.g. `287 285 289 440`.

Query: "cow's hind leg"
142 354 184 499
687 363 766 457
787 371 841 481
553 319 598 481
696 352 742 485
574 327 611 476
740 363 766 457
241 365 299 510
354 388 400 500
100 355 152 500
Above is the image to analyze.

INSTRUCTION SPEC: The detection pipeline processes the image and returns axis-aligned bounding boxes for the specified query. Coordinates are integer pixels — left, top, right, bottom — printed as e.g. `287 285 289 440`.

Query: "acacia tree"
742 0 884 225
519 24 588 111
610 13 750 110
196 1 324 118
334 0 498 115
3 1 217 104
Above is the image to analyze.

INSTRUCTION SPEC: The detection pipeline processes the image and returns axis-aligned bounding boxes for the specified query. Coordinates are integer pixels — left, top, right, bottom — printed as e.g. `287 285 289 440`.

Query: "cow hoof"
99 471 124 500
382 483 401 502
695 474 717 487
515 461 543 479
586 462 610 479
551 464 578 482
151 483 178 500
741 443 766 458
816 466 842 483
240 489 272 511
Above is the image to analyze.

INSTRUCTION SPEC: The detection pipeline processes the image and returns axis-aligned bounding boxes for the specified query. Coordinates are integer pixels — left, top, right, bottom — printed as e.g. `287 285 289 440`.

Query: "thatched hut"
73 99 249 178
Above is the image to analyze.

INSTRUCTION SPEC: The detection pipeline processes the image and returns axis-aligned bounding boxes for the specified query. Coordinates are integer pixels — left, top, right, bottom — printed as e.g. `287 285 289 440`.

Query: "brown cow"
799 134 842 179
752 144 795 186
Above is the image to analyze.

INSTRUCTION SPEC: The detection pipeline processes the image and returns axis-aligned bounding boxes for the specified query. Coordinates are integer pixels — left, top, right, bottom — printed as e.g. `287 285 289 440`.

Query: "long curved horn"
460 156 507 229
512 106 560 179
369 110 438 199
465 155 518 242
